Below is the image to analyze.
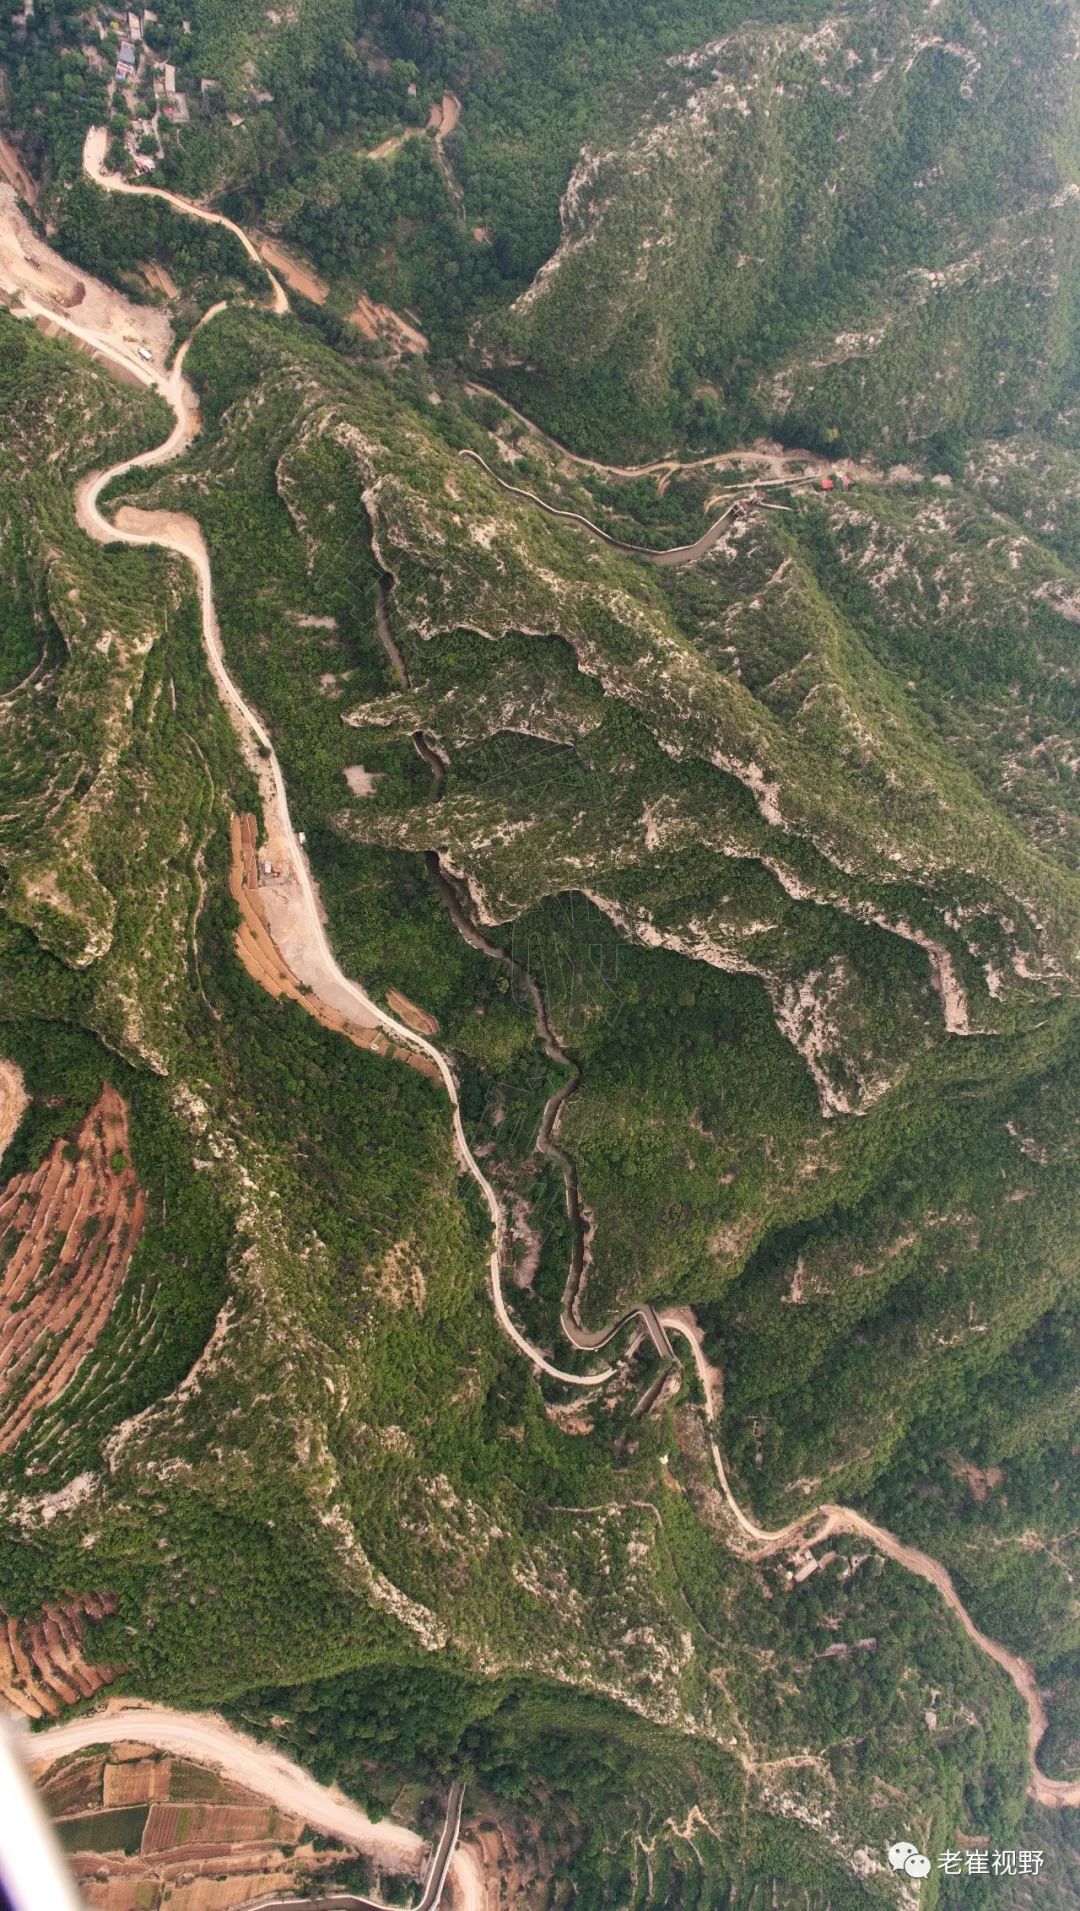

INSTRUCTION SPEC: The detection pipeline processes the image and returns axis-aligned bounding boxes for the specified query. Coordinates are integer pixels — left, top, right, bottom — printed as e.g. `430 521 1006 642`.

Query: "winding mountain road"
661 1311 1080 1810
424 857 674 1368
15 128 1076 1832
458 446 748 566
83 128 289 316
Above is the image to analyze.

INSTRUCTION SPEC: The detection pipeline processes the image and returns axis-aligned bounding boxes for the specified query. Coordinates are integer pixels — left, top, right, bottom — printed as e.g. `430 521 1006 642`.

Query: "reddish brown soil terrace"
0 1594 120 1720
141 259 180 300
348 291 428 354
0 1085 146 1455
231 814 441 1083
255 235 329 305
76 1859 298 1911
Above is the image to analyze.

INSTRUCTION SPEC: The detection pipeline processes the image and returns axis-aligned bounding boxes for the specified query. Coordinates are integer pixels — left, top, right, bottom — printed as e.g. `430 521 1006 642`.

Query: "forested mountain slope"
66 300 1077 1895
1 0 1080 1904
486 0 1080 456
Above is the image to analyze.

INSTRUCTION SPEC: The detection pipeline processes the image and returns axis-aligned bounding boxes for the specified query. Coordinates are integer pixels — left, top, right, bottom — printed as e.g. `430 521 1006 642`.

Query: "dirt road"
82 128 289 316
660 1311 1080 1809
465 382 851 492
0 185 172 367
458 447 746 566
425 855 666 1375
26 1706 483 1908
363 92 461 164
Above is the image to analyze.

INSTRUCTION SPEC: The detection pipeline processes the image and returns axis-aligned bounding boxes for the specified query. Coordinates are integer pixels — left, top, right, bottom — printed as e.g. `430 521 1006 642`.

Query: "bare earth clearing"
10 129 1071 1860
0 184 171 366
230 813 440 1081
0 132 37 205
0 1059 27 1163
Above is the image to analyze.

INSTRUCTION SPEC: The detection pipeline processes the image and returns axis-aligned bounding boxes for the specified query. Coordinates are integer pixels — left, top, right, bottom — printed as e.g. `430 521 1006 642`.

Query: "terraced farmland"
0 1593 119 1719
0 1084 145 1455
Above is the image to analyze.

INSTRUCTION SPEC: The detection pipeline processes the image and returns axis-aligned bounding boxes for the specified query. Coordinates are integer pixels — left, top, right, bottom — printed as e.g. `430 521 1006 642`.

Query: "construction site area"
230 813 440 1081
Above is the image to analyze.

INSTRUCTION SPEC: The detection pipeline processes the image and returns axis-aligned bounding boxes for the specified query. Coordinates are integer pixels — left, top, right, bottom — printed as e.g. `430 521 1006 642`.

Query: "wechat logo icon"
888 1842 932 1880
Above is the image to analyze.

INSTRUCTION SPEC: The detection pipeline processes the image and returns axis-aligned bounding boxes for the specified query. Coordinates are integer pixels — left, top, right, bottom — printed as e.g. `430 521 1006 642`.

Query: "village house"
115 37 137 79
152 59 189 120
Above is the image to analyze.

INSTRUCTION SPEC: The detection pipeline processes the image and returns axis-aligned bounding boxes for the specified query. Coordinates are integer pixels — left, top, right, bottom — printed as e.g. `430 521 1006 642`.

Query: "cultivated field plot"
35 1741 344 1911
141 1799 303 1857
0 1084 146 1456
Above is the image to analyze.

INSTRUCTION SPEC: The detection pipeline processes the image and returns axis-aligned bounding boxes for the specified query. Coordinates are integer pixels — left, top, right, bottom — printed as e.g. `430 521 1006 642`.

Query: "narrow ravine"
385 564 667 1370
24 128 1076 1821
424 854 673 1365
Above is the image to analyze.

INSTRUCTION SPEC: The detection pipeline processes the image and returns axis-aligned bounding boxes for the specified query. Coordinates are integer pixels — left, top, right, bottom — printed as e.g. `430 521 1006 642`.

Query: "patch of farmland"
37 1742 356 1911
133 1871 295 1911
103 1756 173 1806
141 1800 303 1856
38 1750 105 1818
57 1805 149 1854
0 1592 120 1719
76 1882 153 1911
0 1083 146 1455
